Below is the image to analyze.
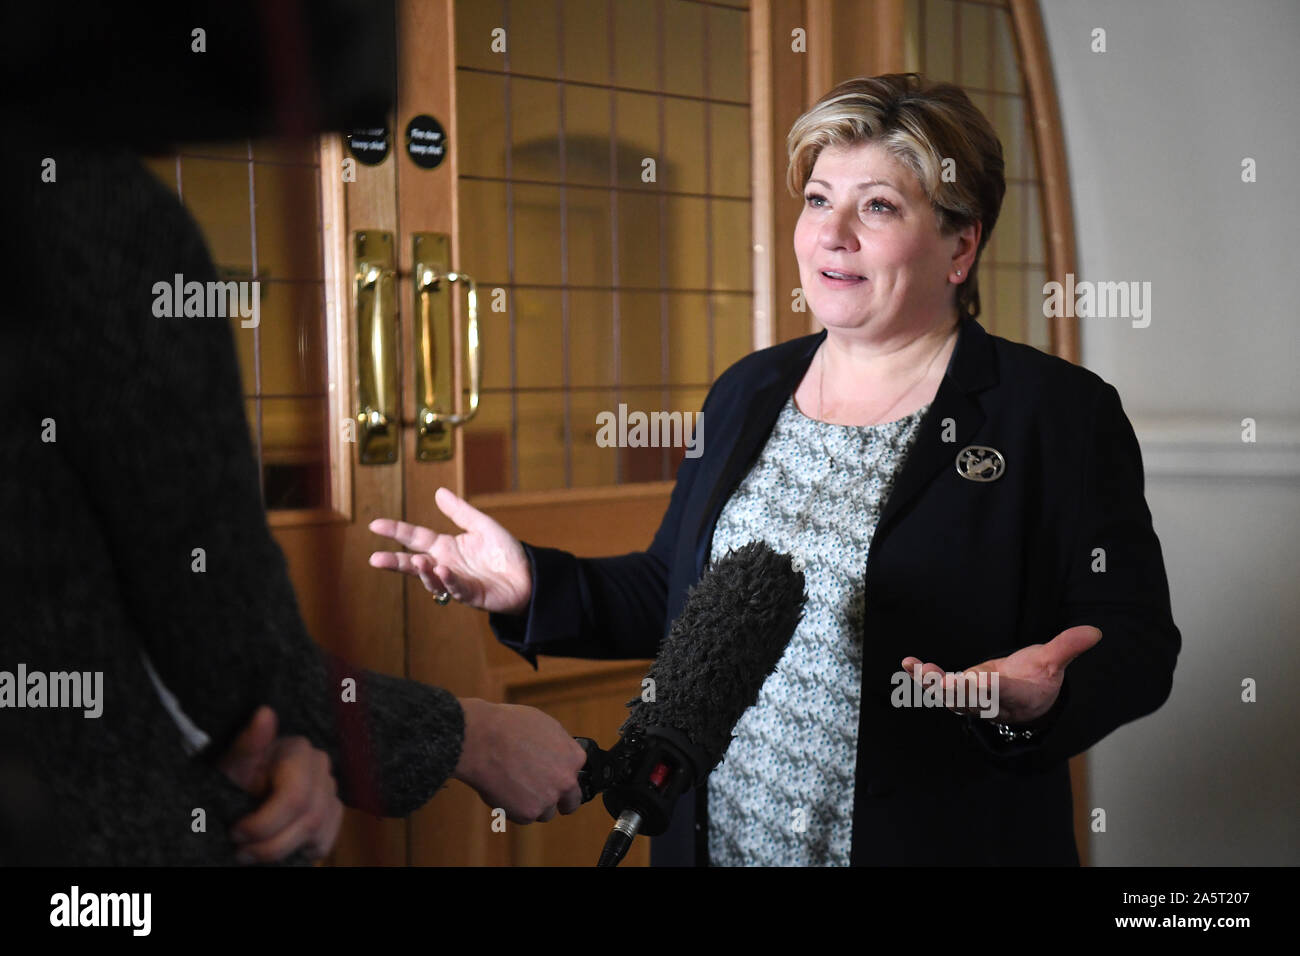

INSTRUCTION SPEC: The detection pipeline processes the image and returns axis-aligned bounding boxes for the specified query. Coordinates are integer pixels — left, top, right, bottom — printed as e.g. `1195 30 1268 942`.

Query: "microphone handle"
574 737 613 804
576 738 643 867
597 809 643 868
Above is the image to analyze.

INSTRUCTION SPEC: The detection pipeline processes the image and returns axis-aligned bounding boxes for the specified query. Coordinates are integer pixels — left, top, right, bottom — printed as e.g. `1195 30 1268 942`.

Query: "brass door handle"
354 231 399 464
413 232 481 462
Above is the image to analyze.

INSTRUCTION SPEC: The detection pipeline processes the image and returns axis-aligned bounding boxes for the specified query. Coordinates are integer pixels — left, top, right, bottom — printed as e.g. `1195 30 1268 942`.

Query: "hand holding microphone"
453 698 587 824
575 541 807 866
369 499 809 861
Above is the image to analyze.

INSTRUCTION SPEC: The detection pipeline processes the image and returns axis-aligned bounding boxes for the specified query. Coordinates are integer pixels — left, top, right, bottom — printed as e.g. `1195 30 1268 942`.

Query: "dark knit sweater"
0 148 463 865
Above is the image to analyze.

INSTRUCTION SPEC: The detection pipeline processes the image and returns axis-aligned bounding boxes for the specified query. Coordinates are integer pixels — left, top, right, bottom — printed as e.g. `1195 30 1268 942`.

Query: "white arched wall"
1039 0 1300 865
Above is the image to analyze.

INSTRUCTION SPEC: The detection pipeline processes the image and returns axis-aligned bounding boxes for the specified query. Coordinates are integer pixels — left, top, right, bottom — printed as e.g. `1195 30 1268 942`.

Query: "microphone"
575 540 807 866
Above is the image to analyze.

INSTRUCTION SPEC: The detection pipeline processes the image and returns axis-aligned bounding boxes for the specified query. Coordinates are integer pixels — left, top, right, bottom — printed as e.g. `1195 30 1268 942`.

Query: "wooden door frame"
1007 0 1078 363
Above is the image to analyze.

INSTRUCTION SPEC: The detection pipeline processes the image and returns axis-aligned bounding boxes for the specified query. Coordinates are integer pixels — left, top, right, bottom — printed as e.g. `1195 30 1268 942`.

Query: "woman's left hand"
901 624 1102 725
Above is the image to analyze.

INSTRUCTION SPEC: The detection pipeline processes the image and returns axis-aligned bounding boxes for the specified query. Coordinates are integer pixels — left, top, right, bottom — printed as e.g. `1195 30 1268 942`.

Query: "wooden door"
350 0 755 866
393 0 758 866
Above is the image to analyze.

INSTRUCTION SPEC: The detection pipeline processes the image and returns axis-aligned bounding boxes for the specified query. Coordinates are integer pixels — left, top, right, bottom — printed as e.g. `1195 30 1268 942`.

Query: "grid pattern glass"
455 0 753 495
904 0 1051 353
142 139 331 511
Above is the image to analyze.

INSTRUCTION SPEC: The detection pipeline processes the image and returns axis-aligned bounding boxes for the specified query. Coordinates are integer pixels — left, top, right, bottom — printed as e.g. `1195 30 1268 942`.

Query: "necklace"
815 324 955 469
785 326 954 573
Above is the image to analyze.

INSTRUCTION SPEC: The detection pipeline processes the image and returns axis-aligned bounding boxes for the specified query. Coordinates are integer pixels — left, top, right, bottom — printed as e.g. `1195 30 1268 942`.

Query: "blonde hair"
787 74 1006 321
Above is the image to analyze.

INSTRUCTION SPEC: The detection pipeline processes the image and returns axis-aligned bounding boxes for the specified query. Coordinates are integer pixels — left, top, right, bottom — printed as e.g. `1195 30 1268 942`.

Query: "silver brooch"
955 445 1006 482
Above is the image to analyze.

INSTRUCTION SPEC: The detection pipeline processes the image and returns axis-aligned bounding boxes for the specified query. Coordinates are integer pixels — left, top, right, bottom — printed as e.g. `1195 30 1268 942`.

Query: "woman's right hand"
368 487 532 615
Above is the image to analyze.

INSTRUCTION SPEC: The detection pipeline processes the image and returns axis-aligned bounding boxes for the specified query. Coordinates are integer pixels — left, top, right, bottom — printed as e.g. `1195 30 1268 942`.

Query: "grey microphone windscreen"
619 541 807 772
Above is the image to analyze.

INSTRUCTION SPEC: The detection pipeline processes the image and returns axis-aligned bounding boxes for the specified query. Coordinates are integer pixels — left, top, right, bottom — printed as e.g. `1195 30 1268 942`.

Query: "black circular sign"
347 126 390 166
405 115 447 169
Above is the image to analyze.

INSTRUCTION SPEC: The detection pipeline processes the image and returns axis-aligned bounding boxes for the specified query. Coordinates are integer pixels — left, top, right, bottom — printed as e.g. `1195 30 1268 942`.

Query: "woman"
369 74 1180 866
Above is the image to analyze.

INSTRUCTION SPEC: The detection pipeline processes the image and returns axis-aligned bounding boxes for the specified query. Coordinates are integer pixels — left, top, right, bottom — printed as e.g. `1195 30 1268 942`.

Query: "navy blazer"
490 316 1181 865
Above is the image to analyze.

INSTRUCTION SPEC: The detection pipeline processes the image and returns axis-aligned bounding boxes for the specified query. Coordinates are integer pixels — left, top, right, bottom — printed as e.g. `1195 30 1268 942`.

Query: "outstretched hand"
901 624 1102 724
368 487 532 614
